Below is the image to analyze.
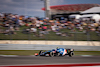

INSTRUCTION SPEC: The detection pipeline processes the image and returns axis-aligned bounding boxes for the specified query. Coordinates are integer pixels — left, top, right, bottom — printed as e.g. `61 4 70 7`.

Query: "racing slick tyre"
39 50 43 56
50 52 54 57
69 52 74 57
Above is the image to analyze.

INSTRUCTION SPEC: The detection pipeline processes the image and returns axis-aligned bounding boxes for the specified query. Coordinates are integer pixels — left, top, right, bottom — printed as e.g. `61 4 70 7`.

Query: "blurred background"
0 0 100 51
0 0 100 45
0 0 100 66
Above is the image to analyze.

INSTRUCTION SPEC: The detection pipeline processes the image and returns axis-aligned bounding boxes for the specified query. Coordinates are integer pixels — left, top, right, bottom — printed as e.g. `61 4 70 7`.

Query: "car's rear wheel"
50 52 54 57
69 52 74 57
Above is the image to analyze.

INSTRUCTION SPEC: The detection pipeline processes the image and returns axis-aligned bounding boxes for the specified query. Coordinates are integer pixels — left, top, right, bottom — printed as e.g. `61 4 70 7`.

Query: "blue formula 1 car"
35 48 74 57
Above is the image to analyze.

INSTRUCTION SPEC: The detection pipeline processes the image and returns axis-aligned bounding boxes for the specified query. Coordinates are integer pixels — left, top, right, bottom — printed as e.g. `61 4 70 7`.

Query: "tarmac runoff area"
0 55 100 67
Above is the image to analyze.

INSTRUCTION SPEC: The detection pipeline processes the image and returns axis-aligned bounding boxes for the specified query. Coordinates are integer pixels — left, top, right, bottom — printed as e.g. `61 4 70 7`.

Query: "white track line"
0 55 18 57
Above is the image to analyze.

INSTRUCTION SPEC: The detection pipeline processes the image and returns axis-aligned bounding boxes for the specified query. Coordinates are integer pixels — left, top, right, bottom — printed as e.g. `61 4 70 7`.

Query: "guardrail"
0 44 100 51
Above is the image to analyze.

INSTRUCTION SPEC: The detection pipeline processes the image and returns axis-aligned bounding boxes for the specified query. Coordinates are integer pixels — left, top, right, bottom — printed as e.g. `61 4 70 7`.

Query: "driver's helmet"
52 49 56 51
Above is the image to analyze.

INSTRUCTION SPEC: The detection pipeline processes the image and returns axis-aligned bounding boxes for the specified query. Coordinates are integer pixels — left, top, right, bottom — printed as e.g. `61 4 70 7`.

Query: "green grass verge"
75 51 100 55
0 26 99 41
0 50 100 56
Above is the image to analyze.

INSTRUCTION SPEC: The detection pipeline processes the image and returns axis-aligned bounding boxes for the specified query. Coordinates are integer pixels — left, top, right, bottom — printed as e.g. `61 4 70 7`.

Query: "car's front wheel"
50 52 54 57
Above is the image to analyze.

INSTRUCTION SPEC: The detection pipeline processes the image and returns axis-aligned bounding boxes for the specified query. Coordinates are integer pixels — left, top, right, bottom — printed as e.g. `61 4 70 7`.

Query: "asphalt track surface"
0 56 100 65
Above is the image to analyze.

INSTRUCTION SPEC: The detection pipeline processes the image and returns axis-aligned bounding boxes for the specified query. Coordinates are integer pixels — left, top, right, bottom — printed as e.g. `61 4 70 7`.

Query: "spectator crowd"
0 13 100 38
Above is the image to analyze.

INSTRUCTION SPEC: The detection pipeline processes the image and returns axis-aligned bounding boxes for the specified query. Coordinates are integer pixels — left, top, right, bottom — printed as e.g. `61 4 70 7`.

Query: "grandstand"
42 4 100 19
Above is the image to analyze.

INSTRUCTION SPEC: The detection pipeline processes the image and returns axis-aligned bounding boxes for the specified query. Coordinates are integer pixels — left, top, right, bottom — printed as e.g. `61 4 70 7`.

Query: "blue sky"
0 0 100 17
